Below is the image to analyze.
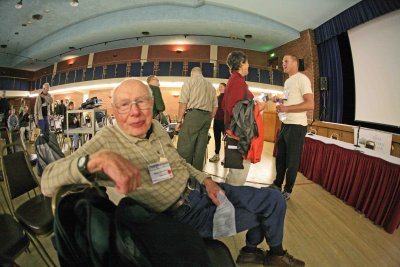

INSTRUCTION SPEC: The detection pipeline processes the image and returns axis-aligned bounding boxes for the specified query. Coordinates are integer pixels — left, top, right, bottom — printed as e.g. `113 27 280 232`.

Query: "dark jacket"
228 99 258 156
149 84 165 118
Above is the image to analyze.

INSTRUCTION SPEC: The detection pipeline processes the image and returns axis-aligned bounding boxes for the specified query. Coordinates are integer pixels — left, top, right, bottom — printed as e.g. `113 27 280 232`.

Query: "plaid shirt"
41 120 209 212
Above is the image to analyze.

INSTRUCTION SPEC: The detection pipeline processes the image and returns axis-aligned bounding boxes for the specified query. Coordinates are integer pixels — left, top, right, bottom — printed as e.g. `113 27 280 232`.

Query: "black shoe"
236 247 265 265
264 250 305 267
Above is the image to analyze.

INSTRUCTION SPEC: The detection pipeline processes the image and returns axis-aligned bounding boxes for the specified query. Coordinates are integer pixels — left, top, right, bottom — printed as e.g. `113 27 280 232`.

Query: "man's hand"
87 150 141 194
203 177 223 206
276 104 287 113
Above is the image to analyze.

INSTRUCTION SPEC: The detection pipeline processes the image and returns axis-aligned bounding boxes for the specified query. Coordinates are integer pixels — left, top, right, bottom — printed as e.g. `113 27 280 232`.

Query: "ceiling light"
70 0 79 7
15 0 23 9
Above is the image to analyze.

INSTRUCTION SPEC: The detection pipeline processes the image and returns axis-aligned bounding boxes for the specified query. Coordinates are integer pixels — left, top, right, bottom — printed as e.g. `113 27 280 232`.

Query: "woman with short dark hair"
222 51 265 186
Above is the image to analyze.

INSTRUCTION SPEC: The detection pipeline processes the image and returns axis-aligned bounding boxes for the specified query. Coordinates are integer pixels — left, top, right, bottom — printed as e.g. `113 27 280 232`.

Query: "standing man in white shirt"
270 55 314 200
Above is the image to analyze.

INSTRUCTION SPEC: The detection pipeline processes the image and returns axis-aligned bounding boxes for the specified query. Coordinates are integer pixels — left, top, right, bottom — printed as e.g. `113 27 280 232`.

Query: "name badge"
148 160 173 184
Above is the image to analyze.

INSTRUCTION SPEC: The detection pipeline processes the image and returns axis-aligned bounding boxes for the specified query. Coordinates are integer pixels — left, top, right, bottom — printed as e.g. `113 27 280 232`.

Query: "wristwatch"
77 154 95 182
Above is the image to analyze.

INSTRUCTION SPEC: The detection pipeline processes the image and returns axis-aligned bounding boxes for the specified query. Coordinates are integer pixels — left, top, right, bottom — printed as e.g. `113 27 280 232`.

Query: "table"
66 109 106 145
299 134 400 234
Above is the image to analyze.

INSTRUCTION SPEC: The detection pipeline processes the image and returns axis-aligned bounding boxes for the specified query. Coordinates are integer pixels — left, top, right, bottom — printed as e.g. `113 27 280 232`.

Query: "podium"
263 111 281 142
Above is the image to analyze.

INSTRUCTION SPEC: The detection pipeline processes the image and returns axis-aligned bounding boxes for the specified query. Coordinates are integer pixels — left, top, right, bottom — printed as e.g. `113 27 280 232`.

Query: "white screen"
348 10 400 127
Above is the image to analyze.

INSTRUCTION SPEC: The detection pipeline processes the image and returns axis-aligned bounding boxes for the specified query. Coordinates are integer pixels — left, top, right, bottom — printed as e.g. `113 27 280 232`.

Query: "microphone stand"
354 125 361 147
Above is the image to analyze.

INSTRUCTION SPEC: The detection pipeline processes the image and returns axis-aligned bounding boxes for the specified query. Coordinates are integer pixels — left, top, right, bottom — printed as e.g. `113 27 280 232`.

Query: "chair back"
0 127 13 154
0 127 10 144
1 144 38 200
330 132 339 140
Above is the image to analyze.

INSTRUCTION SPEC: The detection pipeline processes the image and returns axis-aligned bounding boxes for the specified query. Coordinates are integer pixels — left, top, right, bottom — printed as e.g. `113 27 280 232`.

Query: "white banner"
353 127 392 155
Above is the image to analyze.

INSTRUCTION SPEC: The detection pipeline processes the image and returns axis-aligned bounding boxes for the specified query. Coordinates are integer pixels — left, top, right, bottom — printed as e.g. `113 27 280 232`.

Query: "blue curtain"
315 0 400 44
318 37 343 123
314 0 399 124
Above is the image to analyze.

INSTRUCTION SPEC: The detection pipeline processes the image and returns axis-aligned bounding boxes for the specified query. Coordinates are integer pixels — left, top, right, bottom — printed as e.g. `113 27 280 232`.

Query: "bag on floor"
223 135 244 169
53 184 212 267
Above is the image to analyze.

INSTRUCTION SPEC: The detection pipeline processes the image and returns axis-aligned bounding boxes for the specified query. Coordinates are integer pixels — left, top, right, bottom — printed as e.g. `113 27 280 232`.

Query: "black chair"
0 127 14 154
1 143 56 267
204 239 236 267
0 212 30 265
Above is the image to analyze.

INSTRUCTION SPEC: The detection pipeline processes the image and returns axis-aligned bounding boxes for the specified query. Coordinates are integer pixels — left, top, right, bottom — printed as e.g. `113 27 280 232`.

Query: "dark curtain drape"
314 0 400 126
315 0 400 45
317 38 343 122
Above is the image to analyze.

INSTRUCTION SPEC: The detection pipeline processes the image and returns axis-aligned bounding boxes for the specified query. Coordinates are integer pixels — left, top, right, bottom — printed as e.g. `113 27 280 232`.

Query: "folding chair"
0 212 30 265
1 143 56 267
204 239 236 267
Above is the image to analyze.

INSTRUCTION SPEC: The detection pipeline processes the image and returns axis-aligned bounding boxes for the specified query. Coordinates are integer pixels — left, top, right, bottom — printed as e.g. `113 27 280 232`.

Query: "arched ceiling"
0 0 361 71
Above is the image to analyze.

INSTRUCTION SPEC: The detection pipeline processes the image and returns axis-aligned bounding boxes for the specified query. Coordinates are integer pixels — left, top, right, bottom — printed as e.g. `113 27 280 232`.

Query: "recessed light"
244 34 252 39
27 21 32 24
70 0 79 7
15 0 22 9
142 31 150 35
0 44 7 48
44 9 50 13
22 23 27 27
15 32 19 35
69 46 76 50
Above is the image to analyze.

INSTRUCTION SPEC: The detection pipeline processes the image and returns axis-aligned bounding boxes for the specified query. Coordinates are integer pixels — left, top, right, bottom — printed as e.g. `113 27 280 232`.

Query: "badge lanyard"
134 138 174 184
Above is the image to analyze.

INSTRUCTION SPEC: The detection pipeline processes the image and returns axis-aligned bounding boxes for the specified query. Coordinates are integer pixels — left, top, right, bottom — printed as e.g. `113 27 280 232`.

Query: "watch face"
78 156 86 168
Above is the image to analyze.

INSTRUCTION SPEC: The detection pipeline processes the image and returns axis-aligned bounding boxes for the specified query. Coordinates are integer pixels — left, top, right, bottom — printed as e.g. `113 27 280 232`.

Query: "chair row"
0 141 56 266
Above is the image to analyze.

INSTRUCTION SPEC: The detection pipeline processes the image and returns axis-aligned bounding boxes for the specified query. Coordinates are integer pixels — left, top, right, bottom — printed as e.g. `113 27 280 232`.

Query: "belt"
166 177 196 213
186 108 210 113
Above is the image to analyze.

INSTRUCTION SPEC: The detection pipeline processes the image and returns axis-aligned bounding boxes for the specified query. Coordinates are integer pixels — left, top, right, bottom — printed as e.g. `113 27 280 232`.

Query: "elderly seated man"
41 78 305 267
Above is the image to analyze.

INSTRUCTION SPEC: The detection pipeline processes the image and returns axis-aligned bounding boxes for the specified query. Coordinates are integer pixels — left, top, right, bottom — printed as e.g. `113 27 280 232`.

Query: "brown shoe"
236 247 265 265
264 251 305 267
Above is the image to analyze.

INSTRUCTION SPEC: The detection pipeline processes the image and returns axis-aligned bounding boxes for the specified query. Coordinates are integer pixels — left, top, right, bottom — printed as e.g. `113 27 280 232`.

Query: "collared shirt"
41 120 209 212
222 71 254 126
179 74 217 112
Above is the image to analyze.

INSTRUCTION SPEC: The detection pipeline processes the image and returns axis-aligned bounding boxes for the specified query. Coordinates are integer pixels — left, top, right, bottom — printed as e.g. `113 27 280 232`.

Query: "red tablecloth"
299 137 400 234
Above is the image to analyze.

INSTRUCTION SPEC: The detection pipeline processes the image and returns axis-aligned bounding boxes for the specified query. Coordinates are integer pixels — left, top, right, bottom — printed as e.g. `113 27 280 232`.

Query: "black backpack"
53 184 212 267
35 132 64 176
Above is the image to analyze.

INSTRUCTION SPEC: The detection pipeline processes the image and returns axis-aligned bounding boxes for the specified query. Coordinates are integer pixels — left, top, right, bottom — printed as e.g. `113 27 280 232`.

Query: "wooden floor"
2 136 400 267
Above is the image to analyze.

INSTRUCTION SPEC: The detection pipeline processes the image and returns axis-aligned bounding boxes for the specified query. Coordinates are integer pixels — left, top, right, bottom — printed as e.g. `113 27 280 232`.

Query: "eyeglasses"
114 96 152 114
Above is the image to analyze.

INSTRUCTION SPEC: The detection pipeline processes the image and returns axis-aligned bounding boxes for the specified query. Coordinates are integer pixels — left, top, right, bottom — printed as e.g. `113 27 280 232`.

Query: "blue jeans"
38 116 50 135
168 179 286 247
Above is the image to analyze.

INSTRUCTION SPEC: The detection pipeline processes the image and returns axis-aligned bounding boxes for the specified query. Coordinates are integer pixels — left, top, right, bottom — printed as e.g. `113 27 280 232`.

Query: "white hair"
111 78 153 104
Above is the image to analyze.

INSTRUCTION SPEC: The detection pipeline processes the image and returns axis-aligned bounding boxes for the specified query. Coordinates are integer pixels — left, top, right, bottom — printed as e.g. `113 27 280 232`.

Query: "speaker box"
320 76 328 91
298 59 305 71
